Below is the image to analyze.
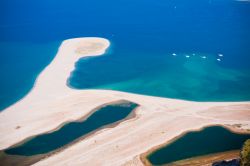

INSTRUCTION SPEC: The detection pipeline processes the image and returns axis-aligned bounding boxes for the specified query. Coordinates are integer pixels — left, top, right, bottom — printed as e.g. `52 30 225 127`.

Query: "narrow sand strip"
0 37 249 166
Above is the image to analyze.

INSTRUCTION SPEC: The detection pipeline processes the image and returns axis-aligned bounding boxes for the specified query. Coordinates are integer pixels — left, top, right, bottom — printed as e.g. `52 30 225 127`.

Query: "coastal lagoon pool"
147 126 250 165
5 101 138 156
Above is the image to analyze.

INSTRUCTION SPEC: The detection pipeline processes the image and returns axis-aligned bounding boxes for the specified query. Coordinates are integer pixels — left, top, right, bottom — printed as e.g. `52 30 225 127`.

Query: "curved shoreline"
0 37 111 149
140 124 250 166
0 37 249 165
2 38 110 111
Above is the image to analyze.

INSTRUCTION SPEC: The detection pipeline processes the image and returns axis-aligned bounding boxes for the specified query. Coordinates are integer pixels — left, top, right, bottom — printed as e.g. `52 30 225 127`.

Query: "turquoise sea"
0 0 250 109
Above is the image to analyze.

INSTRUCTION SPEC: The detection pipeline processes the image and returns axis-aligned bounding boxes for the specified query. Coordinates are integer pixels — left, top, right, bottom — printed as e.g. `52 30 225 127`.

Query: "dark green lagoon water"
147 126 250 165
5 101 138 156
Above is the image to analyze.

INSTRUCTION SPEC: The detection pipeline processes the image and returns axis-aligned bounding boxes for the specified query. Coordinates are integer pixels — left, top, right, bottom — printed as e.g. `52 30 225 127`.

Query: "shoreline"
167 150 240 166
0 37 249 165
139 124 250 166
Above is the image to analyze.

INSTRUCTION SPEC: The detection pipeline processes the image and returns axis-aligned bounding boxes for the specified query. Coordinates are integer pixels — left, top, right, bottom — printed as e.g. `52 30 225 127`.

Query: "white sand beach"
0 37 249 166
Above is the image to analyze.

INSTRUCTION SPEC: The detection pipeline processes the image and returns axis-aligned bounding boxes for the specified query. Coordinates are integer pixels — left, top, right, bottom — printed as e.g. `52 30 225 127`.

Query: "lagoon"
5 101 138 156
147 126 250 165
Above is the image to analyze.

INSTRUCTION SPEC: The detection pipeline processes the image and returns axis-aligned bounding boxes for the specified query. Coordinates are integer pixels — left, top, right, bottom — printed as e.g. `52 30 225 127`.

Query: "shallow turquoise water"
147 126 250 165
1 0 250 111
69 49 250 101
5 101 138 156
65 0 250 101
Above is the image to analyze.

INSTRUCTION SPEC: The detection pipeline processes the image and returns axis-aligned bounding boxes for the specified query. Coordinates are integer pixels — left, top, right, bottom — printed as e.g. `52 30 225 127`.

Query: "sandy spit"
0 37 249 166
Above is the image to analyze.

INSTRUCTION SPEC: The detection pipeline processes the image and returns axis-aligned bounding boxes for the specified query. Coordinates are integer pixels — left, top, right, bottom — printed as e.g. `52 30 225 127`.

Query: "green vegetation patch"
240 139 250 166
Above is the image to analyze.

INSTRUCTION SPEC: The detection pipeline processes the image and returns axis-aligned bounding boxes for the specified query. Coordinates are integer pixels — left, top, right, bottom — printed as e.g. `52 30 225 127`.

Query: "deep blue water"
0 41 59 110
5 101 138 156
147 126 250 165
1 0 250 110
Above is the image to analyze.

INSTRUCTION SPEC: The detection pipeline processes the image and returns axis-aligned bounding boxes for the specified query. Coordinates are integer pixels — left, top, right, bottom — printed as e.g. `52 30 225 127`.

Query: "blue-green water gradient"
1 0 250 109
